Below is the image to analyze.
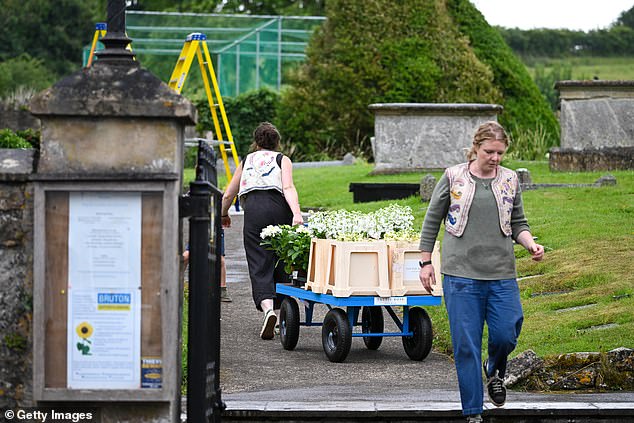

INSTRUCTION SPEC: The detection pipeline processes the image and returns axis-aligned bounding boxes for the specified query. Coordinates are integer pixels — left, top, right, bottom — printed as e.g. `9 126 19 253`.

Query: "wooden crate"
387 240 442 297
304 239 332 294
322 240 391 297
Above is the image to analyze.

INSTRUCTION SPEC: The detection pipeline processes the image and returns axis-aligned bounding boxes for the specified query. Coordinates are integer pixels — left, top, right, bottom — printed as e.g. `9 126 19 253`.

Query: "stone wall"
552 80 634 171
0 152 34 409
0 103 40 132
550 146 633 172
369 103 502 174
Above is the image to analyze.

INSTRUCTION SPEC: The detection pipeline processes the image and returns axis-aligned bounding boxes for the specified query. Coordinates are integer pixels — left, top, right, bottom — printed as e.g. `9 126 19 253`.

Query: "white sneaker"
260 309 277 340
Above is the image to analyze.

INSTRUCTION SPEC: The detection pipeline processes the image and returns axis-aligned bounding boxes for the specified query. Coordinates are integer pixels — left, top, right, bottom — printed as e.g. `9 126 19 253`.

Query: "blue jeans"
443 275 524 416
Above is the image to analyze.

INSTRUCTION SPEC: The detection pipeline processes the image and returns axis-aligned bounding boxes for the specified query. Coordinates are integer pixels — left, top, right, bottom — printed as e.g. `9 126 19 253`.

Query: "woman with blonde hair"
418 121 544 423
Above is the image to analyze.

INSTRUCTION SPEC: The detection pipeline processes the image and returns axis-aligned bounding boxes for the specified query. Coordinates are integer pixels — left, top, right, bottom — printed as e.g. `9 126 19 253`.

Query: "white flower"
307 204 415 241
260 225 283 239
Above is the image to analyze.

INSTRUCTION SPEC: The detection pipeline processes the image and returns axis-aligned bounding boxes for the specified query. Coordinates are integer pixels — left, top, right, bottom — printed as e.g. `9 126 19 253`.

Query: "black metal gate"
180 140 225 422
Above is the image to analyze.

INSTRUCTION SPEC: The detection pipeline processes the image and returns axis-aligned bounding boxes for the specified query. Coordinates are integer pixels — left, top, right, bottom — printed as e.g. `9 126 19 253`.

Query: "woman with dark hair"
221 122 303 339
418 121 544 423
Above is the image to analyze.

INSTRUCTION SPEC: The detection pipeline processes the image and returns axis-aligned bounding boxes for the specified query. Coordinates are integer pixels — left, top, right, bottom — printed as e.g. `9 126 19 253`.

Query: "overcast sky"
469 0 633 31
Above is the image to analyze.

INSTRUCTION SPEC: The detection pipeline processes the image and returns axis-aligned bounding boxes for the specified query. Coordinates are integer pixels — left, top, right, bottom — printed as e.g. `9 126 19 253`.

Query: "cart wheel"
279 297 300 350
361 306 384 350
402 307 433 361
322 308 352 363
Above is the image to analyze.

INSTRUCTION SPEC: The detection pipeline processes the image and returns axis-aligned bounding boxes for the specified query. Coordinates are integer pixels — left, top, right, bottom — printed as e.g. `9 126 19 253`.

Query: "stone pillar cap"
30 64 196 125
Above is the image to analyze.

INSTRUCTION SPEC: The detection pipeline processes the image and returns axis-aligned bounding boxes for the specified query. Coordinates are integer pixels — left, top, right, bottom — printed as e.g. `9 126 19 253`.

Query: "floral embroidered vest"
445 162 518 237
239 150 283 197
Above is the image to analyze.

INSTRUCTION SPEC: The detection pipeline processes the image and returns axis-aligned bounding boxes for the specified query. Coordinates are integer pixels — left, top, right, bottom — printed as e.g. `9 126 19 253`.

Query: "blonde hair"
466 121 509 161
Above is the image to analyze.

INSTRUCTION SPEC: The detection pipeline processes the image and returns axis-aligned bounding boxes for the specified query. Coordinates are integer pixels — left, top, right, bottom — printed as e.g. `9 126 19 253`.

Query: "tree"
214 0 325 15
0 0 100 78
276 0 557 160
0 54 55 99
616 5 634 29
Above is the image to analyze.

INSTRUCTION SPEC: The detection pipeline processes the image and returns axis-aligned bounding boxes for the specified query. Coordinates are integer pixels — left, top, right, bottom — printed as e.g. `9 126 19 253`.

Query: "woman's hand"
292 213 304 226
419 264 436 294
221 215 231 228
517 231 545 262
527 242 544 262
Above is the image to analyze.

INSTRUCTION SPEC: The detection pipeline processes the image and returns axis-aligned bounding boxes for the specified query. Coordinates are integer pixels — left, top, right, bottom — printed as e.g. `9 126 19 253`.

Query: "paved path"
217 212 634 422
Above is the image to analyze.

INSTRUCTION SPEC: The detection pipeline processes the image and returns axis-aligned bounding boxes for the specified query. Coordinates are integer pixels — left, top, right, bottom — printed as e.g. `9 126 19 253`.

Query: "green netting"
83 11 325 98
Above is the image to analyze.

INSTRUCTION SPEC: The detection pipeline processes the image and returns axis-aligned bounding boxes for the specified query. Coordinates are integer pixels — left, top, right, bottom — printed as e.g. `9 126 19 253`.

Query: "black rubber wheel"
279 297 300 350
321 308 352 363
361 306 384 350
402 307 433 361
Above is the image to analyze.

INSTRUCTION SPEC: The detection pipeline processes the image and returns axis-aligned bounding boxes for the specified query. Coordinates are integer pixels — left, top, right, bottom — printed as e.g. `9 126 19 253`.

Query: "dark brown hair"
250 122 281 152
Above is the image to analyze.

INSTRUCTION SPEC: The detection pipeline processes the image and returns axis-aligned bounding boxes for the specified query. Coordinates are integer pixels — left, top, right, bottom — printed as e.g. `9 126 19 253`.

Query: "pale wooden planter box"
305 239 332 292
386 240 442 297
305 239 391 297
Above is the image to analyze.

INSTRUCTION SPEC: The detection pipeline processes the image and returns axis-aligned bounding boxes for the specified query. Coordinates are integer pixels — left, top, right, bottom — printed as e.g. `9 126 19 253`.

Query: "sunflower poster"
67 192 142 389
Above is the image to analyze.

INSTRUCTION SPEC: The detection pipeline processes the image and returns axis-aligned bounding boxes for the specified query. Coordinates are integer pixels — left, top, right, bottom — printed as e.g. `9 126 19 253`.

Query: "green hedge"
277 0 558 161
194 88 280 159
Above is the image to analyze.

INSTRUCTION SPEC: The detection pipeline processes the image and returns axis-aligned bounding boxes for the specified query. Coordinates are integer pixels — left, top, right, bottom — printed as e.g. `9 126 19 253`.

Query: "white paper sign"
403 259 420 281
374 296 407 306
67 192 142 389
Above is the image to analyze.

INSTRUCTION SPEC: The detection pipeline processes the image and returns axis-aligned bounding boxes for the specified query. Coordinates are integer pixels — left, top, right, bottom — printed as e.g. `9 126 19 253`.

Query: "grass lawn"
187 161 634 358
524 56 634 80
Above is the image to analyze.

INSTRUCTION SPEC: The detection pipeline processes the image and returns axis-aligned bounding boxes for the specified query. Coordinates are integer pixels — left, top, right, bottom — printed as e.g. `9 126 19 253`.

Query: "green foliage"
278 0 506 160
4 333 27 351
0 0 99 77
133 0 325 15
617 5 634 29
213 0 325 15
0 54 55 99
0 129 31 149
499 26 634 57
446 0 559 152
506 123 552 161
195 88 280 158
260 225 312 273
16 128 40 149
533 63 572 110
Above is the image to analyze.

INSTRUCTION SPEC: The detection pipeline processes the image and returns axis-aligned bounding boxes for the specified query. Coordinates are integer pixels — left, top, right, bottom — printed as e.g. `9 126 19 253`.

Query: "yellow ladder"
86 23 107 67
85 22 135 68
168 33 240 183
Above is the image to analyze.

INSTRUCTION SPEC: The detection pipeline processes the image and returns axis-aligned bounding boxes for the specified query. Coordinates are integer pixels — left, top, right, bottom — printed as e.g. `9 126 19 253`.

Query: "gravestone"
419 174 437 202
369 103 503 174
551 80 634 171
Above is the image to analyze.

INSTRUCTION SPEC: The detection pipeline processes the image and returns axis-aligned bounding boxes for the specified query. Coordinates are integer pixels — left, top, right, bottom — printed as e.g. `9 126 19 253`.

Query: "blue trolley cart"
276 283 442 363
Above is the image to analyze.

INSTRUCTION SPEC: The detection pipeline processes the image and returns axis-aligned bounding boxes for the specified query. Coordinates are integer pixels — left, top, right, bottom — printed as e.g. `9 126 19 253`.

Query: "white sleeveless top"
238 150 284 197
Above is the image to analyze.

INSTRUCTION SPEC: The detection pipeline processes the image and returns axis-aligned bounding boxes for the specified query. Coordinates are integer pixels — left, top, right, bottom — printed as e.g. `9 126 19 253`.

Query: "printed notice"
141 357 163 389
374 296 407 306
67 192 142 389
403 259 420 281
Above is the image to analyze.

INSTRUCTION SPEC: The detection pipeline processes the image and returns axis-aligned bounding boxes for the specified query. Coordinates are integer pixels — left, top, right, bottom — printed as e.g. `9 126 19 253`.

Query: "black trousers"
241 190 293 310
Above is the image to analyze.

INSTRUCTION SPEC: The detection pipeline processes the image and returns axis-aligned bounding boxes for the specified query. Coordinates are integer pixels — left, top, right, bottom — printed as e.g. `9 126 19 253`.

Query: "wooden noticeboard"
42 191 164 389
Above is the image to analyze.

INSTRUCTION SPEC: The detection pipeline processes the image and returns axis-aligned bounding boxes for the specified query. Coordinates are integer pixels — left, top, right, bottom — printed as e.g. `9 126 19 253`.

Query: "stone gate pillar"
28 8 196 421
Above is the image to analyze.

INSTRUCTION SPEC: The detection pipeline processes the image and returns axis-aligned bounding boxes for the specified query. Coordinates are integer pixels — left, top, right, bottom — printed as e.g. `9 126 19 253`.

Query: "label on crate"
374 296 407 306
404 259 420 280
